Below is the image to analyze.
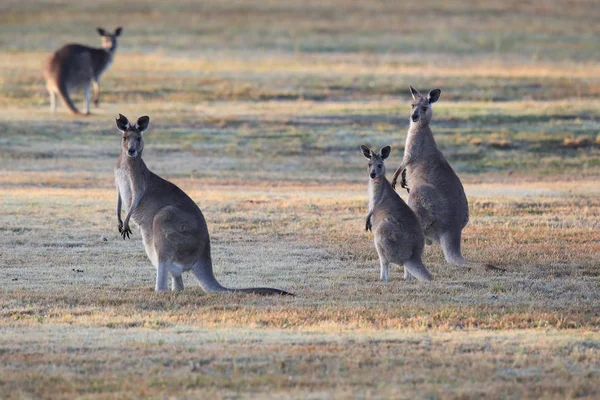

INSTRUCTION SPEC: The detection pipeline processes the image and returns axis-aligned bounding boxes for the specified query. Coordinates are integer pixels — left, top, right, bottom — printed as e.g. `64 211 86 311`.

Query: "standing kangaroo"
391 86 502 271
114 114 292 295
44 27 122 115
362 145 433 282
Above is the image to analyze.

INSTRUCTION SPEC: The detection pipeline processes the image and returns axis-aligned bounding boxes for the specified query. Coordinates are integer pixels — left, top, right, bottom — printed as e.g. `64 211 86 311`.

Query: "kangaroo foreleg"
400 168 410 193
390 164 404 190
116 192 125 234
121 192 143 239
365 211 374 232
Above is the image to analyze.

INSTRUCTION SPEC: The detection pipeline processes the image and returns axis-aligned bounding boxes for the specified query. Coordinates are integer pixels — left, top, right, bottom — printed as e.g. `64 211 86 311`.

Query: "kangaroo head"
361 145 391 180
116 114 149 158
409 86 441 125
97 27 122 51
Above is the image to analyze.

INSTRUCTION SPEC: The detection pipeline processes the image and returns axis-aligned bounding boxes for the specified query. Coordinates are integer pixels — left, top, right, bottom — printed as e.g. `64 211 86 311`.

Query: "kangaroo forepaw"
120 224 132 239
391 178 397 190
400 169 409 192
365 218 372 232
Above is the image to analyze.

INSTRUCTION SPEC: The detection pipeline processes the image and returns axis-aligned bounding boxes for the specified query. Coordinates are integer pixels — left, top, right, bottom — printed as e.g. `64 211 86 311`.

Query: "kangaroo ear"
97 27 107 36
114 27 123 36
379 146 391 160
135 116 150 133
360 145 372 159
428 89 441 104
116 114 130 132
409 85 421 100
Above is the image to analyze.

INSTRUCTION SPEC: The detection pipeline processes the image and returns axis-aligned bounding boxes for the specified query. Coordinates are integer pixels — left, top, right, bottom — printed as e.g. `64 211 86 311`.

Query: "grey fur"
362 145 433 282
114 114 292 295
391 87 473 266
43 27 122 115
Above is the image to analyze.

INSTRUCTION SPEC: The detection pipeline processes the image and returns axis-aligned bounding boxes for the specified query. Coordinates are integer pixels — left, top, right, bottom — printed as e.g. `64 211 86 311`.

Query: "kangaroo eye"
411 104 416 108
421 107 428 112
378 165 382 169
122 137 126 141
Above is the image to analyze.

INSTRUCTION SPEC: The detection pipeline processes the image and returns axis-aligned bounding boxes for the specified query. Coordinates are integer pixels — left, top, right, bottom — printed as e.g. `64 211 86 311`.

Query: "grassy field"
1 0 599 398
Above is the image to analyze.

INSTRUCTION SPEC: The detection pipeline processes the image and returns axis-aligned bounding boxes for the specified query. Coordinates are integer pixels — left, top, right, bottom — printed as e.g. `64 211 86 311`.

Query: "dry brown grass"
1 180 599 398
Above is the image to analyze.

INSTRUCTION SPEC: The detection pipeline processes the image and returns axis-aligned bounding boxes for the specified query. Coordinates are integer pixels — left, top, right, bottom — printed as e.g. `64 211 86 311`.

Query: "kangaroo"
362 145 433 282
44 27 122 115
391 86 503 272
114 114 292 295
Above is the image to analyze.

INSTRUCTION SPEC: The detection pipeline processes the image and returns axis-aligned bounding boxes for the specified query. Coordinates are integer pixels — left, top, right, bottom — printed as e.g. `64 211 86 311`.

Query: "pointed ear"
409 85 421 100
379 146 391 160
116 114 130 132
114 27 123 36
135 116 150 133
428 89 441 104
360 145 372 160
97 27 107 36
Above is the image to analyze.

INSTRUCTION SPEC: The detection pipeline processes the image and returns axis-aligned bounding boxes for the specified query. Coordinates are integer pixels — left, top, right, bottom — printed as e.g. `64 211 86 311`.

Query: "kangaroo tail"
191 259 293 296
444 253 506 272
440 231 505 272
232 287 294 296
475 262 506 272
404 260 433 281
56 80 82 115
448 255 506 272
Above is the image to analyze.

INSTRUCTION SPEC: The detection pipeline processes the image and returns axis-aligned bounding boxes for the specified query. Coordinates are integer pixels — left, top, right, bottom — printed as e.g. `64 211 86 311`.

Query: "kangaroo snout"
411 113 419 122
370 172 377 179
127 148 136 157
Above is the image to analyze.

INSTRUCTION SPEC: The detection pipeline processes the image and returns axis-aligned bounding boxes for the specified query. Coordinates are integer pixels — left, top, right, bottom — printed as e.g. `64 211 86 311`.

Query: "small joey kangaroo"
114 114 292 295
44 27 122 115
390 86 504 272
362 145 433 282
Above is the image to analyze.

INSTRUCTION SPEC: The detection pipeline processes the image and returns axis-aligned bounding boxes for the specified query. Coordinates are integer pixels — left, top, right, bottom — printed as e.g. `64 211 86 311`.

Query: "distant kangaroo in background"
362 145 433 282
44 27 122 115
391 86 504 272
114 114 292 295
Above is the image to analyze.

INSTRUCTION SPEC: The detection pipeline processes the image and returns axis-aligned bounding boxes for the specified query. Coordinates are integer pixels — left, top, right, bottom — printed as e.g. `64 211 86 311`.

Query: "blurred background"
1 0 598 184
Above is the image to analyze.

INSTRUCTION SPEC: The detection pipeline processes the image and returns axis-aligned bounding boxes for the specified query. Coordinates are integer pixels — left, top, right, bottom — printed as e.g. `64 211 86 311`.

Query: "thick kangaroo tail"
233 287 294 296
470 262 506 272
56 81 82 115
191 259 293 296
404 260 433 281
440 231 505 272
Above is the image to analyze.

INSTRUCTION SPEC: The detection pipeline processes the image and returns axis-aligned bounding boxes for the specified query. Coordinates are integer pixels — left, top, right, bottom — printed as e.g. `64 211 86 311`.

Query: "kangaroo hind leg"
172 275 184 291
92 80 100 107
404 267 414 281
155 262 169 291
375 243 390 282
83 83 91 115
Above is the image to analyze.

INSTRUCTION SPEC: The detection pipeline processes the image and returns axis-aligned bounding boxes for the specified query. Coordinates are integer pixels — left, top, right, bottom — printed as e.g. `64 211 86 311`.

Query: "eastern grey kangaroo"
44 27 122 115
362 145 433 282
114 114 292 295
391 86 503 271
